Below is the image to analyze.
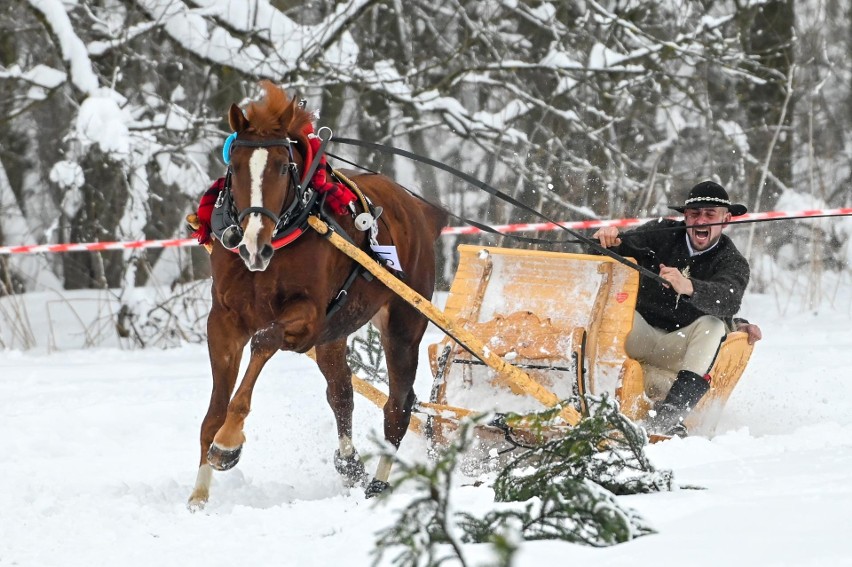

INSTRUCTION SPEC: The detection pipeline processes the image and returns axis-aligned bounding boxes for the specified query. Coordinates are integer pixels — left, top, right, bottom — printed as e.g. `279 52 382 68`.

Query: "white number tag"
370 244 403 271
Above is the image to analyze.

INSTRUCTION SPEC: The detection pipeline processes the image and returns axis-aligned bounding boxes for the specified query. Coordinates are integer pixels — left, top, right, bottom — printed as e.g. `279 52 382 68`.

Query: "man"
594 180 761 436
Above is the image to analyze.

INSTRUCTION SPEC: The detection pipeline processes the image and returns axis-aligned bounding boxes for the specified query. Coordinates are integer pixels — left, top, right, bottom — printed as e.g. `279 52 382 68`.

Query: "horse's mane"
244 80 312 137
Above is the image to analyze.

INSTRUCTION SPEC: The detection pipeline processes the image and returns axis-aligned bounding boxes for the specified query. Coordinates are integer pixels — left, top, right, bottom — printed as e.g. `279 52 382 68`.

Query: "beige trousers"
625 312 726 400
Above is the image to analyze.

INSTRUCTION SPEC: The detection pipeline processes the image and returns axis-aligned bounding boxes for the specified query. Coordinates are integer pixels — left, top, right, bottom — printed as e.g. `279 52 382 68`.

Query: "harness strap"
237 206 280 224
325 262 364 320
271 227 305 249
303 127 332 186
318 208 375 320
229 138 294 152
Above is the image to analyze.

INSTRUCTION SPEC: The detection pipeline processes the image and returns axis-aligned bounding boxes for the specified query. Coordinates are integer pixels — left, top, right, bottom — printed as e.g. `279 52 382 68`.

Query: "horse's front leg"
206 337 277 472
188 307 248 510
206 300 321 479
313 339 368 487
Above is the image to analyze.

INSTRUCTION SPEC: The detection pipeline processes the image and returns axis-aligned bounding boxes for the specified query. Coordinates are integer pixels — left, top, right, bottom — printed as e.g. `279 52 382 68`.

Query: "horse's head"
223 81 313 271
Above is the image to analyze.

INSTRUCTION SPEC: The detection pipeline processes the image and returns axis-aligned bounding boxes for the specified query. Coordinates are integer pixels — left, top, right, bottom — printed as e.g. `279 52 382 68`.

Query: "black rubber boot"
646 370 710 437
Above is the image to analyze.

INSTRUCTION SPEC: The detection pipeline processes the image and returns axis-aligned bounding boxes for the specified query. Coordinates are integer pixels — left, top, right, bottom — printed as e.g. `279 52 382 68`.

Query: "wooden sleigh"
307 218 753 446
422 245 755 444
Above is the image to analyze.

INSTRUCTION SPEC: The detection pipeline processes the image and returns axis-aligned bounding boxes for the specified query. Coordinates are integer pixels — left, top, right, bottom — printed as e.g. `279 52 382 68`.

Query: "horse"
187 81 447 509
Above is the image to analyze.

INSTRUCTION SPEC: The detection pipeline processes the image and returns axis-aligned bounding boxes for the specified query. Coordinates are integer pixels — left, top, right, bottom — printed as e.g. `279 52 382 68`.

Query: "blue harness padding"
222 132 237 165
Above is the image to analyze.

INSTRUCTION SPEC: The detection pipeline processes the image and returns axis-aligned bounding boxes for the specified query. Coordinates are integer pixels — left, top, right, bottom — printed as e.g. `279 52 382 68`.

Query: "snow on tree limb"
0 64 66 91
26 0 99 95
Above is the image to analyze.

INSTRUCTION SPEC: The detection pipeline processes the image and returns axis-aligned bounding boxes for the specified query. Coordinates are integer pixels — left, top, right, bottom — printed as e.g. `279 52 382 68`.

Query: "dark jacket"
614 219 750 332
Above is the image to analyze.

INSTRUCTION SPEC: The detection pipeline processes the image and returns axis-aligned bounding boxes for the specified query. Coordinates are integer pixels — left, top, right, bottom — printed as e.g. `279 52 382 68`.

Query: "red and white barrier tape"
441 207 852 235
2 207 851 255
0 238 198 256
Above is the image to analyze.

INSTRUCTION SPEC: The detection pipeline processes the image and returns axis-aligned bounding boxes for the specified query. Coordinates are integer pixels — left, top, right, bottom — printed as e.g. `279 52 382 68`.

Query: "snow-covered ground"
2 288 852 566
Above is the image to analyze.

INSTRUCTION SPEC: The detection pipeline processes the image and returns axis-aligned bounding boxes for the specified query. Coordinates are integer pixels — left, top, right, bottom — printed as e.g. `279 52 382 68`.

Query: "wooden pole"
307 216 581 426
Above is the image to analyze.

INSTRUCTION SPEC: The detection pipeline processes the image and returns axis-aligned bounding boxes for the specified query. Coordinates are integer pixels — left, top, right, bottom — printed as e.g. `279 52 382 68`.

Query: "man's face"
684 206 731 251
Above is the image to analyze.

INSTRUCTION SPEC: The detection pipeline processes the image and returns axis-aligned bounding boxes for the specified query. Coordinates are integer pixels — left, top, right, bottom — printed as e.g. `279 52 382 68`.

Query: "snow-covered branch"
26 0 100 95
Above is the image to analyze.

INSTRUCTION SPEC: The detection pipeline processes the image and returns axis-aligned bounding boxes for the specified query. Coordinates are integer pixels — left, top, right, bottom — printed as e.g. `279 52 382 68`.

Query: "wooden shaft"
416 401 570 433
415 401 475 420
351 376 424 434
307 216 581 426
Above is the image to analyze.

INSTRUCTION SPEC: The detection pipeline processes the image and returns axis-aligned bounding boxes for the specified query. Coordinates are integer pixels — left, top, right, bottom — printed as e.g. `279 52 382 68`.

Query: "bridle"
211 134 321 250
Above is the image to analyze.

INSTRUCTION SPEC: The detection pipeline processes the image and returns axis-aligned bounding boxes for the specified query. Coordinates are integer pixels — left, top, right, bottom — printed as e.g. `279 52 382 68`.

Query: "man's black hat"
669 181 748 217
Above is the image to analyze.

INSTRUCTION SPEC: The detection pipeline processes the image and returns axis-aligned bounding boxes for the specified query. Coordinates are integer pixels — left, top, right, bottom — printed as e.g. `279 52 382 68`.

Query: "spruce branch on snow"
493 394 673 497
372 395 671 566
371 419 479 567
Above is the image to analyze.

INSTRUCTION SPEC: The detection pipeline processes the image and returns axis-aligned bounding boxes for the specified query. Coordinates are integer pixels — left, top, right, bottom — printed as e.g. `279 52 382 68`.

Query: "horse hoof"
364 478 390 499
334 449 368 487
207 443 242 471
187 495 207 513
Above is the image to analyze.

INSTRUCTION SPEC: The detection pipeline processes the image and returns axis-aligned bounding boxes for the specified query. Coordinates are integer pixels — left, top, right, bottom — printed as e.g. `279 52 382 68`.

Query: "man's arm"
683 253 750 319
593 219 677 254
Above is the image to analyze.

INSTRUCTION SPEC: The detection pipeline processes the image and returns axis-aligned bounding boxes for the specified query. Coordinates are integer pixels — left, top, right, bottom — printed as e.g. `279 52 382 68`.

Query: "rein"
332 137 669 286
330 138 852 271
326 149 582 248
325 150 852 245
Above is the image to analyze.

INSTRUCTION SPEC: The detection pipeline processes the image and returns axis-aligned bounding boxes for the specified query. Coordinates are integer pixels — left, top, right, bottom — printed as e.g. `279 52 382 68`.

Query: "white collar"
685 232 720 257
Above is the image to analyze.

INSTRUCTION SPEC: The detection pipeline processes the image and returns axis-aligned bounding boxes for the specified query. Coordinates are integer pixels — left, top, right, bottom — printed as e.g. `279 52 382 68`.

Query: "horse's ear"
286 96 301 129
228 103 249 133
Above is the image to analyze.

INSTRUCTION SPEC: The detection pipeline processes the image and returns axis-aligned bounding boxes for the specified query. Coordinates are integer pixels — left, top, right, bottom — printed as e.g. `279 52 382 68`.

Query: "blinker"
221 224 243 249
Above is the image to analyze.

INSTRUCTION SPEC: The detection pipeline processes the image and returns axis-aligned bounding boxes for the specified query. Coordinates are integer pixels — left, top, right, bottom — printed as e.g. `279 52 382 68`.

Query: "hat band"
684 196 731 206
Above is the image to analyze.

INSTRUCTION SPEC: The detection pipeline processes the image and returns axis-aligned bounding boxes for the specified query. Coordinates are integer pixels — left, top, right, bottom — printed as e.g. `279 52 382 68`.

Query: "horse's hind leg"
313 339 368 487
368 300 428 496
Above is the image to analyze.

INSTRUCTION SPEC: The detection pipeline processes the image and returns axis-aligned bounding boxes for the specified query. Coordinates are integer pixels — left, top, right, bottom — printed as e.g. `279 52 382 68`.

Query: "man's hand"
593 226 622 248
659 264 694 296
736 322 763 345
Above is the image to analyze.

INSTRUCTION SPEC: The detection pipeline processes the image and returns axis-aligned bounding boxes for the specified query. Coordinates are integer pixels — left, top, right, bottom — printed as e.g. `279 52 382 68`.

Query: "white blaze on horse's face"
240 148 271 271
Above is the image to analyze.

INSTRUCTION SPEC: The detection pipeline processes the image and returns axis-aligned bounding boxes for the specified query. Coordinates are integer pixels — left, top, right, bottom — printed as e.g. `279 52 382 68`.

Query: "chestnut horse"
188 82 447 509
